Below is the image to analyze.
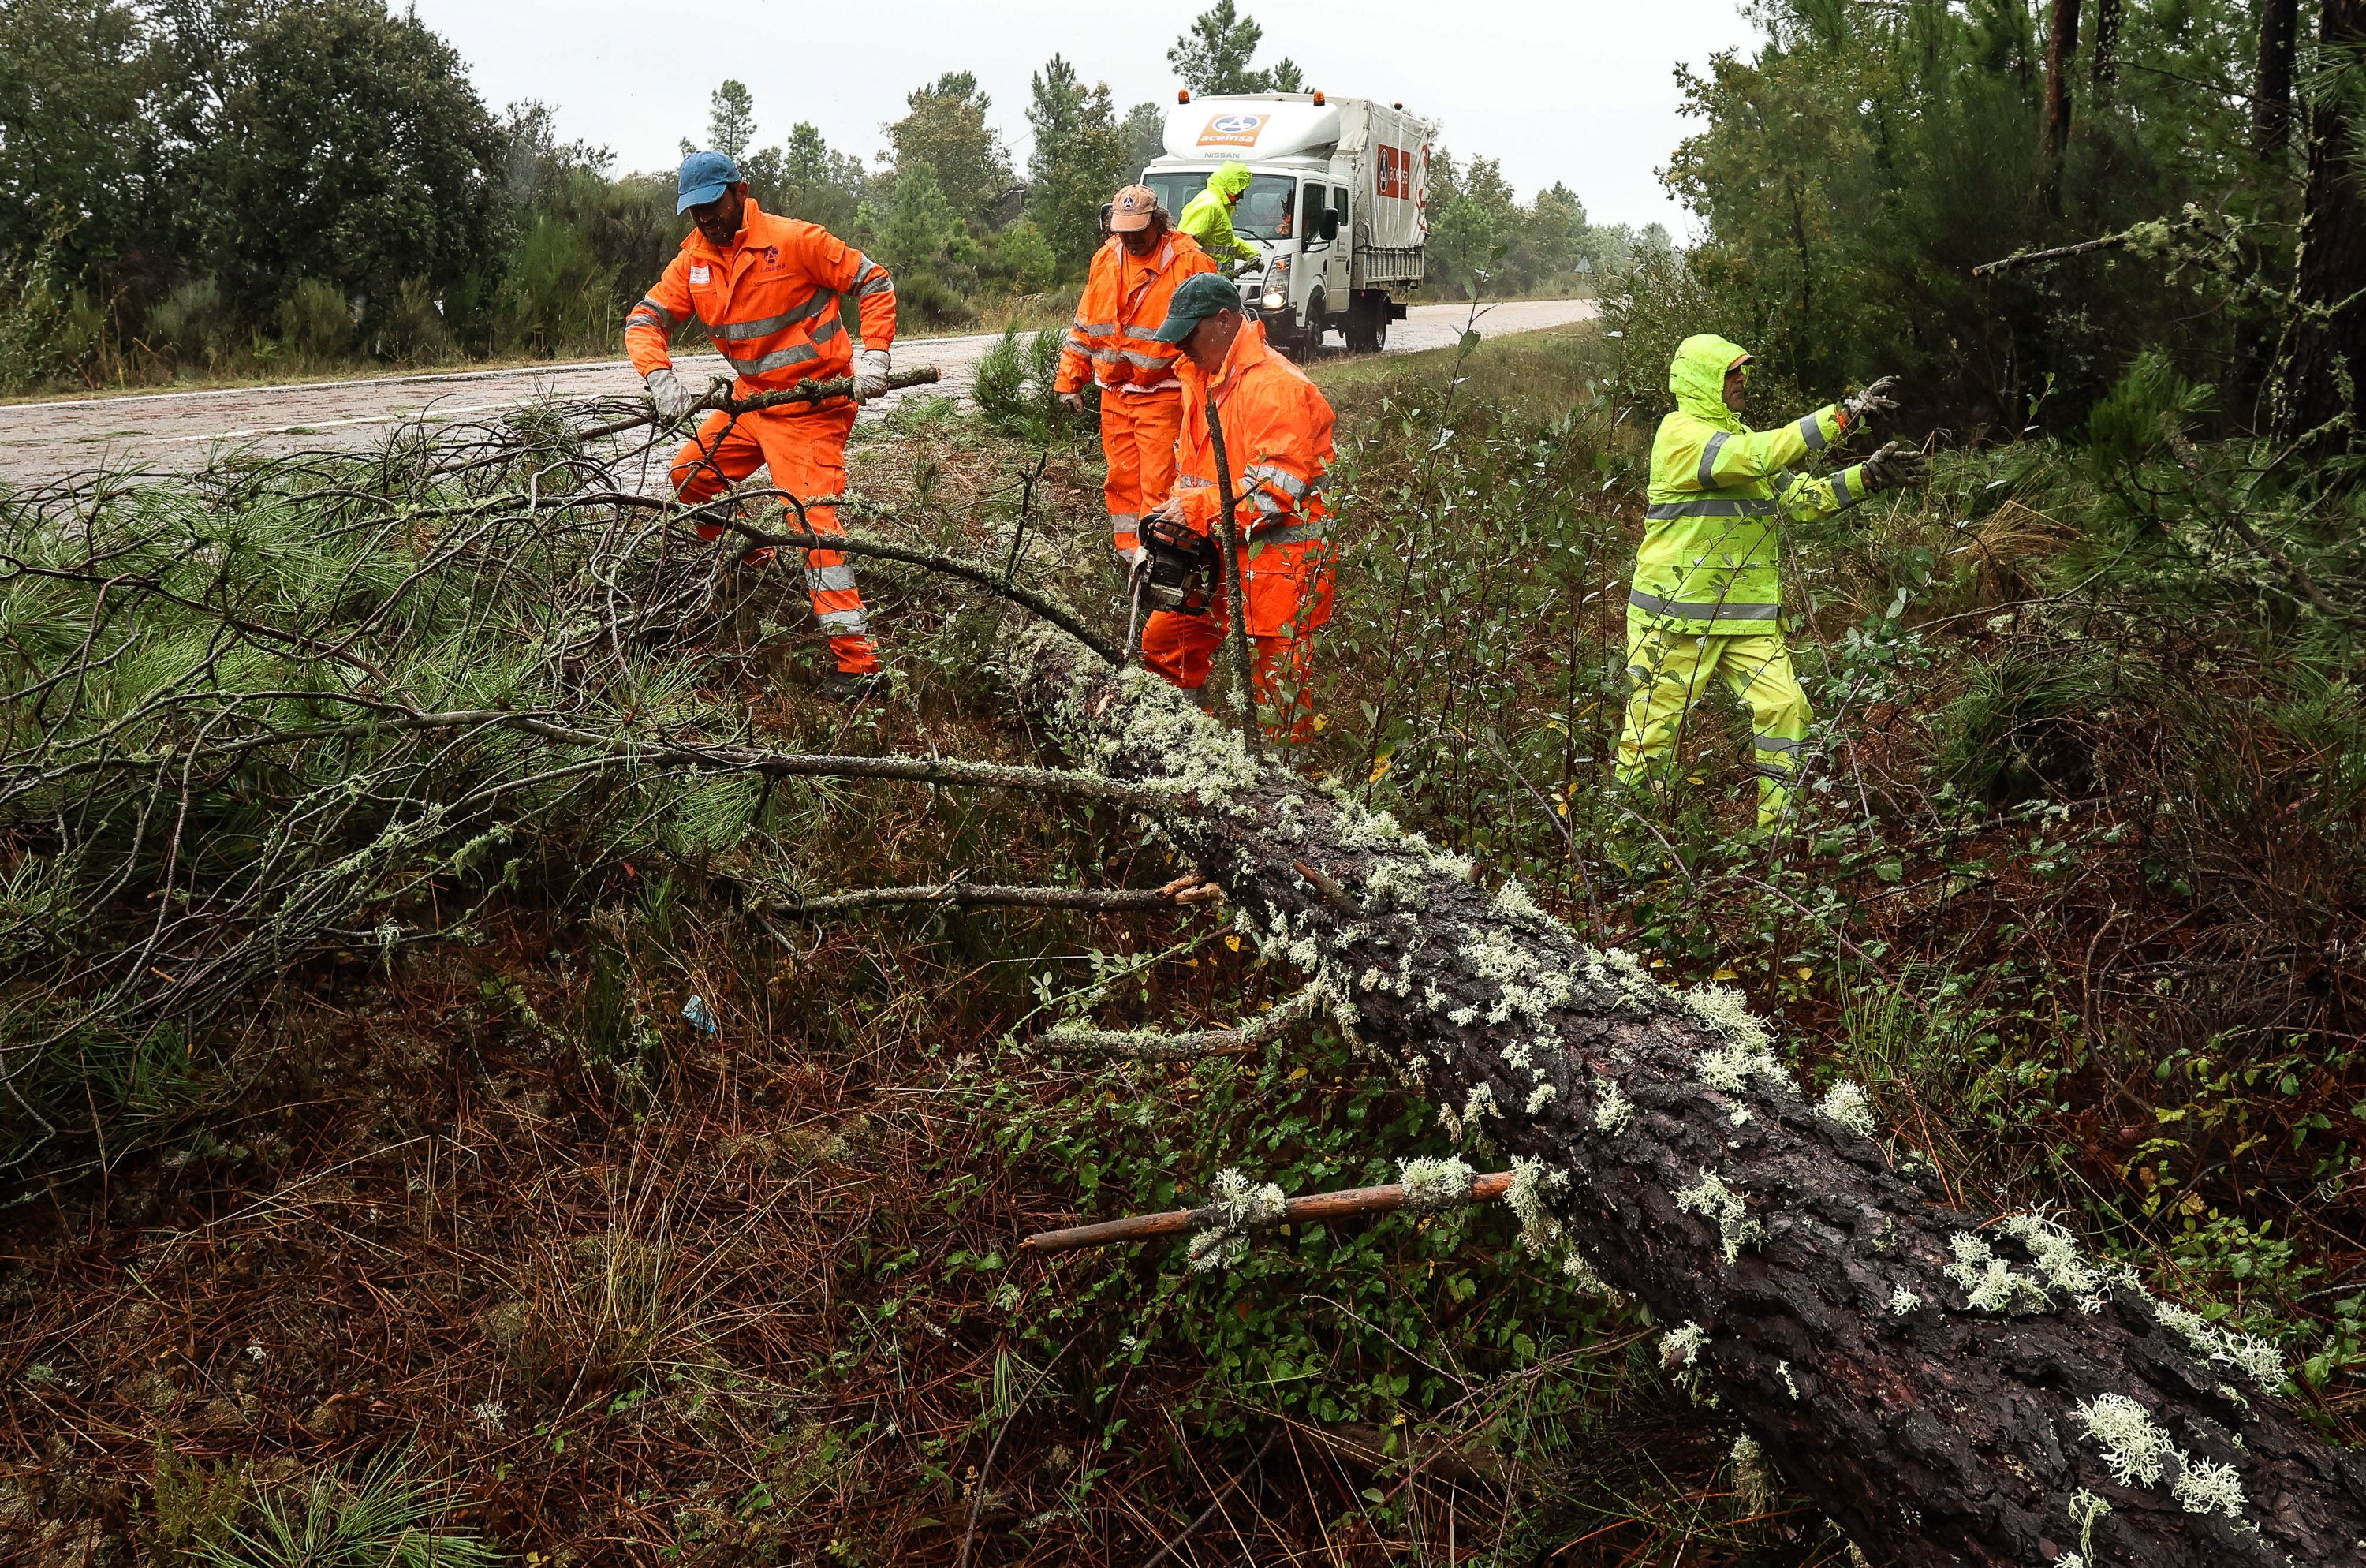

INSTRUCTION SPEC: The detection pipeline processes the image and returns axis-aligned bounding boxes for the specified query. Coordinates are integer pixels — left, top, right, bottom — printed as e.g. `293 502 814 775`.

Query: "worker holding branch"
1137 274 1337 739
1617 334 1928 825
625 150 898 700
1055 185 1217 566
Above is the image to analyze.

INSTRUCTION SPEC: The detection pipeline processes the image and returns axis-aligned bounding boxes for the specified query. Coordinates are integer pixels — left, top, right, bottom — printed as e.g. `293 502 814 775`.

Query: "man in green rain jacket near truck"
1617 334 1929 826
1177 162 1262 274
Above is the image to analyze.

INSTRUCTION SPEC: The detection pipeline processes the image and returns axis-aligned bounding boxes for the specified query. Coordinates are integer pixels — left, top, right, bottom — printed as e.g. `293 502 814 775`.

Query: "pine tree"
707 79 755 159
1027 54 1128 278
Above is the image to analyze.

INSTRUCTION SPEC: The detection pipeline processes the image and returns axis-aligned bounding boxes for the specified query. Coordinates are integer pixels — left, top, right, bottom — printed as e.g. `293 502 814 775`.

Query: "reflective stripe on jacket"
1054 231 1217 398
1176 164 1261 269
1633 332 1867 633
624 199 895 401
1173 319 1336 547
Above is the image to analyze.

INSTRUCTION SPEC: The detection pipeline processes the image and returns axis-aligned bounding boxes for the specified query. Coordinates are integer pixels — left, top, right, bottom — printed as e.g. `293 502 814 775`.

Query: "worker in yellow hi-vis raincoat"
1617 334 1928 825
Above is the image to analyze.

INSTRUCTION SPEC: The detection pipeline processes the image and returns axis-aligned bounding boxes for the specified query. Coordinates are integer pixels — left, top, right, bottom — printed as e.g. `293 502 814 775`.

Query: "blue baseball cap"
677 150 743 214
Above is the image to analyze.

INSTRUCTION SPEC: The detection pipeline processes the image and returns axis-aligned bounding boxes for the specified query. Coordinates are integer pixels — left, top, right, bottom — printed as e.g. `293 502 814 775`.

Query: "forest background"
0 0 1651 393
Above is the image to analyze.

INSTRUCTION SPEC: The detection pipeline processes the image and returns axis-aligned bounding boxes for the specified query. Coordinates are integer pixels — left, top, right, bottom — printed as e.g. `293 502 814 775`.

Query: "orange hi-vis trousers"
1140 537 1333 739
1099 390 1185 561
670 403 878 674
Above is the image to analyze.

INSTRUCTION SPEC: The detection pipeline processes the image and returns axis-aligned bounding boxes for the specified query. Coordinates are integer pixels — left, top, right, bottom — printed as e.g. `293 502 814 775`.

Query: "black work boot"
818 669 883 704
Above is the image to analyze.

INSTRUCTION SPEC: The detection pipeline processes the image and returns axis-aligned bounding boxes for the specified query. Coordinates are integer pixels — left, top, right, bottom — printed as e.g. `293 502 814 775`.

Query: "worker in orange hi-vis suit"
625 150 898 700
1053 185 1217 566
1136 273 1338 740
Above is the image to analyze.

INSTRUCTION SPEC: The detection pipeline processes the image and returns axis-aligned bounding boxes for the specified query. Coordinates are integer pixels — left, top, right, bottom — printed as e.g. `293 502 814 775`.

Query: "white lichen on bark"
1592 1077 1633 1134
1674 1169 1764 1265
2150 1297 2287 1390
2073 1392 2177 1487
1188 1167 1287 1273
1396 1155 1476 1214
1943 1231 2051 1314
1504 1155 1569 1255
1818 1079 1877 1137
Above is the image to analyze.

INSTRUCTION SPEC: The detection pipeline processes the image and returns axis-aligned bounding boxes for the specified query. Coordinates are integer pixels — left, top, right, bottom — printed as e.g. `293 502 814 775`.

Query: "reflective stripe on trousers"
1614 617 1812 827
667 403 879 672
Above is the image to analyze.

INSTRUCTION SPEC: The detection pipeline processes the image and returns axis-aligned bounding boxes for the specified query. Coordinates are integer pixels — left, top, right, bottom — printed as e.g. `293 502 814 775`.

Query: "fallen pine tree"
1005 623 2366 1568
7 407 2363 1564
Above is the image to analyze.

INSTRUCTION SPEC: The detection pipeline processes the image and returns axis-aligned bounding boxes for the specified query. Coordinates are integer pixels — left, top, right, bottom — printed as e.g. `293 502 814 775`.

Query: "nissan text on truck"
1140 91 1433 357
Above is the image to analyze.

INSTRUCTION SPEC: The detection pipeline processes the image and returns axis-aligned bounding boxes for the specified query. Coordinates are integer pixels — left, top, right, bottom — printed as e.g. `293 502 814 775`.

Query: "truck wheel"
1346 293 1387 354
1306 290 1327 351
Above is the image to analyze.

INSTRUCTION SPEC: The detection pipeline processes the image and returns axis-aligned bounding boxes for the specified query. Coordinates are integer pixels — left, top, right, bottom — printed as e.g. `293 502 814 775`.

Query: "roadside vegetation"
0 0 1635 398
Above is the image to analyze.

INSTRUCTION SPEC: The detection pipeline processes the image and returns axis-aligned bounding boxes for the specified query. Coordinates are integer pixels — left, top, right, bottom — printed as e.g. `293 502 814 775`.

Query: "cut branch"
1972 230 2135 277
1022 1169 1517 1255
577 365 944 439
1038 984 1319 1059
770 873 1222 918
1008 626 2366 1568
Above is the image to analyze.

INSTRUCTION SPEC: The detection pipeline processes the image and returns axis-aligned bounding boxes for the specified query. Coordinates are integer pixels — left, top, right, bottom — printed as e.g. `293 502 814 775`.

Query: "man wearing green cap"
1137 272 1336 738
1177 162 1262 275
1617 334 1928 826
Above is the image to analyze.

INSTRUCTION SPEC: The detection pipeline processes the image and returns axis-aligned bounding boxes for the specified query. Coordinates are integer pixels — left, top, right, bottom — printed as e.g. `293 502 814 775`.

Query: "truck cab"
1141 92 1431 358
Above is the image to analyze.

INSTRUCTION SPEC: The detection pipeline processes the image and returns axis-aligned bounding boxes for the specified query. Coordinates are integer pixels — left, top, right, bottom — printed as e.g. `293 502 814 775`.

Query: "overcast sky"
409 0 1763 233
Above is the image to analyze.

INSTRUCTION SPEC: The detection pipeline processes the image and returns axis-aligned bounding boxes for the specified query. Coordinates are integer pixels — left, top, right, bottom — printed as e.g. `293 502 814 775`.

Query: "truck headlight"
1260 256 1290 312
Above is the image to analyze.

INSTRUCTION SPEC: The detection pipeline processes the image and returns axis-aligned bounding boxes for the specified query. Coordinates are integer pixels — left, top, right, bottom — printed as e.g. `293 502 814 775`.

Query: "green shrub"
149 278 234 374
277 278 353 365
0 241 83 393
496 215 614 356
971 326 1089 442
371 277 452 364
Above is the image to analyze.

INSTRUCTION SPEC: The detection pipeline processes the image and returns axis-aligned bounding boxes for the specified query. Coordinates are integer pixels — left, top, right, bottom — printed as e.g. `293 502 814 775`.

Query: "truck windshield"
1144 171 1301 243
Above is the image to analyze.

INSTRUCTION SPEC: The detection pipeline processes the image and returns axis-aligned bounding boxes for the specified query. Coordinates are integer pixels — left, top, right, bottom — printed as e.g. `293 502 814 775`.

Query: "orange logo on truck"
1197 112 1268 147
1377 144 1414 199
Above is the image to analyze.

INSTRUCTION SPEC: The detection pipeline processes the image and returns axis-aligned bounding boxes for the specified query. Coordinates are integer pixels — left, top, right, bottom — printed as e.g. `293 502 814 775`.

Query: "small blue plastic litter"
681 995 718 1035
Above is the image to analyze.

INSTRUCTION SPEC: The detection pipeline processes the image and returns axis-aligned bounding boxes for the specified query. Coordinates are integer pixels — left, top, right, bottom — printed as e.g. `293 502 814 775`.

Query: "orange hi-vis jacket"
624 199 895 401
1054 231 1217 398
1171 318 1335 549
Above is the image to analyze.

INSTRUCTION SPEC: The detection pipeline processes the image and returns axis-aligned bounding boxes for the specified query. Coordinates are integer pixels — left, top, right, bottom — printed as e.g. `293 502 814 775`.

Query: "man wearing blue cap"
625 151 898 698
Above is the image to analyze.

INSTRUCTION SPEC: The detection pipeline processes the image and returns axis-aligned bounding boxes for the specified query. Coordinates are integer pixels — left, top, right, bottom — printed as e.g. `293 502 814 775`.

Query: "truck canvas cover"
1158 95 1431 275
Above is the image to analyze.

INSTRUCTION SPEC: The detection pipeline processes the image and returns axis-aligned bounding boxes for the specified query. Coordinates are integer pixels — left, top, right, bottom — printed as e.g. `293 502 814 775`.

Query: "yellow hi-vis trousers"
1615 618 1813 826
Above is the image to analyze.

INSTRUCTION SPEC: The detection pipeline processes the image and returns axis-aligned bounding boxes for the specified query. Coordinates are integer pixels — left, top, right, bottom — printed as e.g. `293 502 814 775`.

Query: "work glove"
1858 440 1929 493
1842 375 1901 432
1058 390 1086 411
644 366 700 424
852 348 893 402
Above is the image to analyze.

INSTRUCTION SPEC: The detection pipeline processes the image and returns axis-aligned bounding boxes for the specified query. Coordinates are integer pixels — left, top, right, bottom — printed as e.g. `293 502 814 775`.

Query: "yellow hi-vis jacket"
1177 162 1261 271
1633 334 1871 634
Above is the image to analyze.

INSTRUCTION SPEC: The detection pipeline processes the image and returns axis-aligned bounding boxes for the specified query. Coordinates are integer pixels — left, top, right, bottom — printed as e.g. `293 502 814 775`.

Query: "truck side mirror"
1320 210 1340 242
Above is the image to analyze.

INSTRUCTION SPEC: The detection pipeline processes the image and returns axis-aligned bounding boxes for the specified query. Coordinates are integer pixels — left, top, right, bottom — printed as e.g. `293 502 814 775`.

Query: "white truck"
1139 91 1433 357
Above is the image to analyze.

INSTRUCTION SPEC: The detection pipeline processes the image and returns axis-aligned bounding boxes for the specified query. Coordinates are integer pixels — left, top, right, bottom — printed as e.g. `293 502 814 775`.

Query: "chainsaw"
1139 510 1222 615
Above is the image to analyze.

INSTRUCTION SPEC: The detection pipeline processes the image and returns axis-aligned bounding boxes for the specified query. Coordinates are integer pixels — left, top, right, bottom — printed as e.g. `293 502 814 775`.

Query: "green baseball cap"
1149 273 1244 344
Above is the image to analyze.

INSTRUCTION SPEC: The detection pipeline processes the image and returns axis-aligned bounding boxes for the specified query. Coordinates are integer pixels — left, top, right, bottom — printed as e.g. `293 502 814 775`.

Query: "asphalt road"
0 298 1598 487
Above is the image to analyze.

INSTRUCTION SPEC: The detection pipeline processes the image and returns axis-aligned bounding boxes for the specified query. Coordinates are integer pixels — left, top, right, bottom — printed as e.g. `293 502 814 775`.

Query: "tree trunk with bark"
2042 0 2082 214
2255 0 2299 162
2280 0 2366 439
1012 629 2366 1567
2091 0 2122 88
